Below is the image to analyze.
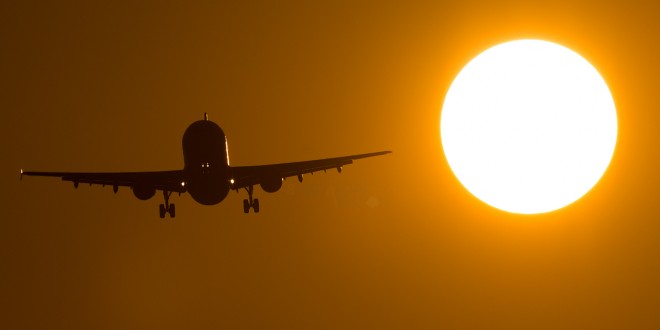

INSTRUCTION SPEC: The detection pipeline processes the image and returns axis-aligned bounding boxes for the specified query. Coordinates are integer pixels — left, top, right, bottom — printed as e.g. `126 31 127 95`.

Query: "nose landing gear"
242 185 260 213
159 190 176 218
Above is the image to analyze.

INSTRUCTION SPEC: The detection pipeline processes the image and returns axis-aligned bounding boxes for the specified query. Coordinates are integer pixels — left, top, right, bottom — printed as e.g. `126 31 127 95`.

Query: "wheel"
169 204 176 218
159 204 166 219
243 199 250 213
253 198 260 213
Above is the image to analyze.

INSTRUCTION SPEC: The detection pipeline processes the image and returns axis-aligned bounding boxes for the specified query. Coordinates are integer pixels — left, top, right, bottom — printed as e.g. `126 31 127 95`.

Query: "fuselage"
182 119 230 205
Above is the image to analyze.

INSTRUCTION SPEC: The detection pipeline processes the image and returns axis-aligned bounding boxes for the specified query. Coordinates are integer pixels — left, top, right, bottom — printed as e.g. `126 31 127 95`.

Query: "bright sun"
441 40 617 214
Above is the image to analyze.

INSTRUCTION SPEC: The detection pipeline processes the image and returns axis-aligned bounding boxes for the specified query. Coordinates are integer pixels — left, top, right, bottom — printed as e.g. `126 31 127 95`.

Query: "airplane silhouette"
21 114 391 218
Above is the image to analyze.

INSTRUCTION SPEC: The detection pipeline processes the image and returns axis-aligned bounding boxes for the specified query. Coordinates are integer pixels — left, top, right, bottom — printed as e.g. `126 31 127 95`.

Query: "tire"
169 204 176 218
253 199 260 213
243 199 250 213
159 204 166 219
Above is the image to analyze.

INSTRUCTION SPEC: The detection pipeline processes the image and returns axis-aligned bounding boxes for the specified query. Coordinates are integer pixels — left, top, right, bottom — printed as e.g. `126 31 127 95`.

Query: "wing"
230 151 391 190
20 169 186 193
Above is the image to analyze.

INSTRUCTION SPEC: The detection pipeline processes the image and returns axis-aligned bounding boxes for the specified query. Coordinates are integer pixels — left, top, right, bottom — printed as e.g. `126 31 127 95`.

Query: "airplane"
21 114 391 218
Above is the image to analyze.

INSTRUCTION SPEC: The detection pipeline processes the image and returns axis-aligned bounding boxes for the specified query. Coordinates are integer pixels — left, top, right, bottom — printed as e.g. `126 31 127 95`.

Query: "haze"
3 1 660 329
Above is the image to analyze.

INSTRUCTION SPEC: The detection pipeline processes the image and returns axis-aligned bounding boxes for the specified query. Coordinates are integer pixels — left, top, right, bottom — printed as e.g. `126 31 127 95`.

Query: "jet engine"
260 177 283 193
132 184 156 200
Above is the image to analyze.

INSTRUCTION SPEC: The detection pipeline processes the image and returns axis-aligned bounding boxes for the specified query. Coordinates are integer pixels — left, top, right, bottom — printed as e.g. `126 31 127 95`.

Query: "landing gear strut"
159 190 175 218
242 185 260 213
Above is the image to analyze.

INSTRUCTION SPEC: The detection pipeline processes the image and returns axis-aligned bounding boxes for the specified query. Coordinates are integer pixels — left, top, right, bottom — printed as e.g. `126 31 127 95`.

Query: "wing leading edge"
230 150 391 189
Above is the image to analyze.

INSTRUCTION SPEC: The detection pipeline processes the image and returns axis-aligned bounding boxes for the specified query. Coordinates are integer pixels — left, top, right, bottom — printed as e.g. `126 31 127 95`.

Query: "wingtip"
353 150 393 160
19 168 23 180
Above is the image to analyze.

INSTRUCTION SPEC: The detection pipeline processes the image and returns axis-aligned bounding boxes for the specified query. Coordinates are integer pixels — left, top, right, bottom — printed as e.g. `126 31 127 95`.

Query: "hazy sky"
3 1 660 328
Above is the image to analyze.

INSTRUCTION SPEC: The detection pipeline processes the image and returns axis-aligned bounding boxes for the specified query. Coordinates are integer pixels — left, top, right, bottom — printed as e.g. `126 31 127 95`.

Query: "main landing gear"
243 185 260 213
159 190 176 219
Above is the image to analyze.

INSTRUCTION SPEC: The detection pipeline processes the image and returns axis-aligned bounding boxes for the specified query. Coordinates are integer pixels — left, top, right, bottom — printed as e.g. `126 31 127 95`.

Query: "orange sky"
3 1 660 328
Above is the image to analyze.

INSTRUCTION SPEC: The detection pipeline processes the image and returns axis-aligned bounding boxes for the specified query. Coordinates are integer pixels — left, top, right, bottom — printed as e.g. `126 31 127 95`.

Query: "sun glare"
441 40 617 214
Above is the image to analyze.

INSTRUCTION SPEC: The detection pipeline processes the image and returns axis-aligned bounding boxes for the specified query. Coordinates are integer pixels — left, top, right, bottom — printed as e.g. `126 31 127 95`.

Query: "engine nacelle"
260 177 283 193
132 184 156 200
